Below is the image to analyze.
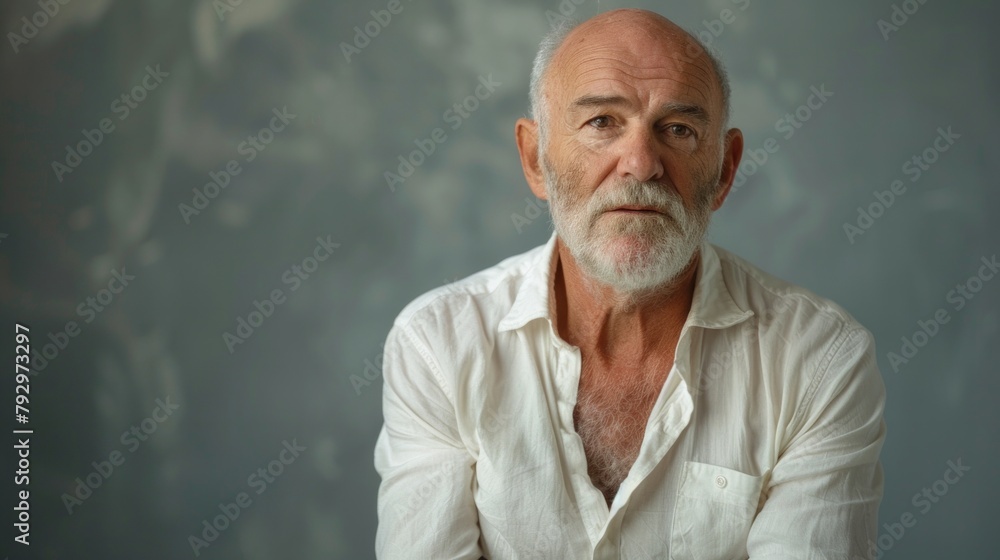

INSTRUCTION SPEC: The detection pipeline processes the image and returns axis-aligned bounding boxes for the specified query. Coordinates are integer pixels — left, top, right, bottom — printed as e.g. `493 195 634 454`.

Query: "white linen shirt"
374 233 886 559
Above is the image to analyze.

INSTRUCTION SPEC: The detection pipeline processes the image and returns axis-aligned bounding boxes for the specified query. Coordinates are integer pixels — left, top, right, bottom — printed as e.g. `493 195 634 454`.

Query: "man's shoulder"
392 241 548 332
710 244 870 340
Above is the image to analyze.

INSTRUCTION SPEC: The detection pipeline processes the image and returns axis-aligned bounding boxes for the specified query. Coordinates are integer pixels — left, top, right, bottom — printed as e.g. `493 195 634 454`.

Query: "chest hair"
573 358 670 506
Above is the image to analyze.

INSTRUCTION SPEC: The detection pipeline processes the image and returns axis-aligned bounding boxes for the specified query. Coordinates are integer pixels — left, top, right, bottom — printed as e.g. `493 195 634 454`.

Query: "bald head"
529 9 731 149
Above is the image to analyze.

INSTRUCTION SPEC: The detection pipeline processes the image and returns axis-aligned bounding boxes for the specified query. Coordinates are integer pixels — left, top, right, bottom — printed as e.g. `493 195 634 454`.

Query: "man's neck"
552 238 699 365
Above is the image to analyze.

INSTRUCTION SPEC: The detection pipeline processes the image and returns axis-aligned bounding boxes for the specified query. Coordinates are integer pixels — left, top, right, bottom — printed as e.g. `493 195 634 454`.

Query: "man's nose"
615 128 665 183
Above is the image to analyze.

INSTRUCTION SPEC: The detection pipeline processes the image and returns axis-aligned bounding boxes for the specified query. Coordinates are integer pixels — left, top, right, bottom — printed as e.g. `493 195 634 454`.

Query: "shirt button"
715 475 727 488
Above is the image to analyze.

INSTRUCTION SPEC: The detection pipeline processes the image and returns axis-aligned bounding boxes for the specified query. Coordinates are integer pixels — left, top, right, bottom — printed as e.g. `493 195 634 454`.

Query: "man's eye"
666 124 693 138
587 116 612 129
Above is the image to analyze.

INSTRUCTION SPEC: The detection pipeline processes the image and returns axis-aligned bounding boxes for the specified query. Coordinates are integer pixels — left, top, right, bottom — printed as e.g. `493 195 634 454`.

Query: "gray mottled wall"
1 0 996 558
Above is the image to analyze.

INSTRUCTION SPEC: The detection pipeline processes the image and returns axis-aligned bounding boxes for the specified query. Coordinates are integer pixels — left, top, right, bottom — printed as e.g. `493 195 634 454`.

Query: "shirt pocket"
670 461 764 560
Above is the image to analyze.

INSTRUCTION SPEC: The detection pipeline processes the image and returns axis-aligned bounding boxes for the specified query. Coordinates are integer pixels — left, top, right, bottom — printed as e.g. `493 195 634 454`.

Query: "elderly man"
375 8 885 559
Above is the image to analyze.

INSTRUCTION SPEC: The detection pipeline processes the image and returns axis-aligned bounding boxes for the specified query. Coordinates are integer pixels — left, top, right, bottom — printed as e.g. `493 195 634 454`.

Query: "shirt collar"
497 232 753 334
498 232 560 333
686 240 755 330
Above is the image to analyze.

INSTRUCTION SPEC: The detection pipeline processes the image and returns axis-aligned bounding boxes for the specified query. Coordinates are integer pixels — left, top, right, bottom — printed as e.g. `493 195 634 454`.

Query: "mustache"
587 180 685 215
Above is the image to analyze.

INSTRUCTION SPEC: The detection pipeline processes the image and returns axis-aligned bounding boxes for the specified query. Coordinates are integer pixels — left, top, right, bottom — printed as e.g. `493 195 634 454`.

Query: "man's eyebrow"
660 102 711 125
569 94 631 109
568 96 712 124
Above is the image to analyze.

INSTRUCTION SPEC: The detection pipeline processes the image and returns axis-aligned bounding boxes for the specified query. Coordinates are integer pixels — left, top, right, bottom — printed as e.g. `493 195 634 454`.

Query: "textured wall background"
1 0 996 558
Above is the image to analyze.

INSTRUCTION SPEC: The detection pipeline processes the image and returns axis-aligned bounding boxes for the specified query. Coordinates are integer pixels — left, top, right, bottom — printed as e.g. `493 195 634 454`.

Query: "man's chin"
574 233 703 293
588 232 672 262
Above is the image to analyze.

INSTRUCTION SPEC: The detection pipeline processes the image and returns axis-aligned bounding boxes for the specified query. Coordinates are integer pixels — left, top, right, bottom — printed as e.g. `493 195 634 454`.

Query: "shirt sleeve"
374 321 484 559
746 326 887 559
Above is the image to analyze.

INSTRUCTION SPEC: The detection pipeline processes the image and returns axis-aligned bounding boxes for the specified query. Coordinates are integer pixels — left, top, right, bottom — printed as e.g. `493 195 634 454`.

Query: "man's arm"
746 327 887 559
374 323 483 559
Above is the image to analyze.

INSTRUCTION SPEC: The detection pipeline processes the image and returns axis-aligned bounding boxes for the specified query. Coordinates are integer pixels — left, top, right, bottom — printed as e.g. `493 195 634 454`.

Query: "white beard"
544 163 716 296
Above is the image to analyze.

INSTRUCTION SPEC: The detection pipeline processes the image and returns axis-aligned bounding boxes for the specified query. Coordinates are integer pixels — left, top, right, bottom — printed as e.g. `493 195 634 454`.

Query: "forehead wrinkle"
566 67 713 113
562 50 715 104
571 54 712 86
668 55 713 89
571 76 711 111
561 22 716 76
567 44 710 77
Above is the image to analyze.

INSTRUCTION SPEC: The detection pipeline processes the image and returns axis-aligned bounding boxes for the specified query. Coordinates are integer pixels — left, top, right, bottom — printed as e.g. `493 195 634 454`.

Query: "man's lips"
608 205 663 214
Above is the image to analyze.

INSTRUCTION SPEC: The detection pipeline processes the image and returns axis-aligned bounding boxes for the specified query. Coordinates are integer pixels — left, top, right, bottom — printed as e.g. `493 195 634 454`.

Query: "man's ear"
711 127 744 211
515 118 548 200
